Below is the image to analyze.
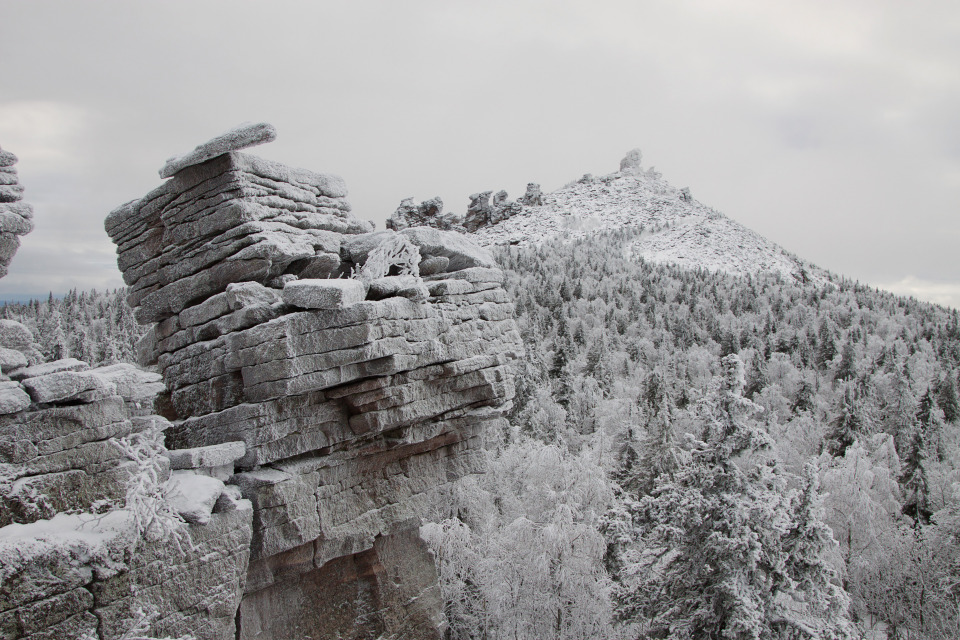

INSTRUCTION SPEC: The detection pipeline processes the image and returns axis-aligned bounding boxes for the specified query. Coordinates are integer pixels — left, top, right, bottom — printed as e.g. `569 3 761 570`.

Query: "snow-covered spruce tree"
608 355 854 639
782 464 852 638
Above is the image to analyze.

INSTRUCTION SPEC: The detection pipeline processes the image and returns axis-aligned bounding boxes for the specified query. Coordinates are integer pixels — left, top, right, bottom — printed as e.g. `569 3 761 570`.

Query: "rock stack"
102 123 522 639
0 145 34 279
463 189 525 232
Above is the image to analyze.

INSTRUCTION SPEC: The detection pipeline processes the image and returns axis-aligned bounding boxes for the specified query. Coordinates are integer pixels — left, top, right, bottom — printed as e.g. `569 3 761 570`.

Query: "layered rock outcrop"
100 123 522 639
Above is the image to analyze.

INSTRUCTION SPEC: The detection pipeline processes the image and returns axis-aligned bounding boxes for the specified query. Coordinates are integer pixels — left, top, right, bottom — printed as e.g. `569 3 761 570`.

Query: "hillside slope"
469 151 828 285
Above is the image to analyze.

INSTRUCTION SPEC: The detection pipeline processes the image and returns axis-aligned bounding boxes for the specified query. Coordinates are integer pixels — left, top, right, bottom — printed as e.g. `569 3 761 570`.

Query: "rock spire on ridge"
619 148 643 174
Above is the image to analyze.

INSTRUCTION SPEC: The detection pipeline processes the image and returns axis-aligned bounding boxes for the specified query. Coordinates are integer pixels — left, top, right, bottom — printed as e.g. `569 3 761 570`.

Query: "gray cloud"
1 1 958 305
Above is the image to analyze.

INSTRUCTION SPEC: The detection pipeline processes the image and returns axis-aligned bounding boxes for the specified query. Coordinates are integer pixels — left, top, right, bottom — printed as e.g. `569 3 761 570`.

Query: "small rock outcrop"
463 189 524 232
520 182 543 206
387 196 463 231
100 124 521 639
0 145 35 279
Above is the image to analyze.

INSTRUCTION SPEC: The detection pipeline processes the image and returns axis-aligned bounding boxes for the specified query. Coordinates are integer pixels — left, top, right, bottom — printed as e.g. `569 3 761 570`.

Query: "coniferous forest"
10 229 960 639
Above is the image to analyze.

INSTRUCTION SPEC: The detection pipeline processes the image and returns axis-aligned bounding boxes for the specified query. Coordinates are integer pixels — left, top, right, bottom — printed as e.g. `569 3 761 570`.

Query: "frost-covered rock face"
470 149 829 284
101 124 522 640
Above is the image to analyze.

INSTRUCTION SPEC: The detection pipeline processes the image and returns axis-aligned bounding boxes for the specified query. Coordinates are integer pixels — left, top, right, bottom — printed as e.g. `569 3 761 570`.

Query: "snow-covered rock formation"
0 158 240 639
0 145 34 279
97 123 521 639
469 150 827 284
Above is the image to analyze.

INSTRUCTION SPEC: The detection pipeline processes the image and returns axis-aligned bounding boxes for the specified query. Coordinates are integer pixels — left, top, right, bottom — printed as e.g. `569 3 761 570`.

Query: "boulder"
417 255 449 276
0 346 27 373
0 319 37 354
0 381 30 414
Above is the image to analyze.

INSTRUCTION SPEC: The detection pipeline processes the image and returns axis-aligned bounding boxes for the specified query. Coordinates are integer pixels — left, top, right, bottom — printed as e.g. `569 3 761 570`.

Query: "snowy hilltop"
394 149 829 285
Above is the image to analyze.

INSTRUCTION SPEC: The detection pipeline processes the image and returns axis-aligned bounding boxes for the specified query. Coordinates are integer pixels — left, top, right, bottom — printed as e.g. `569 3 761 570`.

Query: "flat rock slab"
282 278 368 310
168 441 246 470
20 370 116 404
11 357 90 381
159 122 278 179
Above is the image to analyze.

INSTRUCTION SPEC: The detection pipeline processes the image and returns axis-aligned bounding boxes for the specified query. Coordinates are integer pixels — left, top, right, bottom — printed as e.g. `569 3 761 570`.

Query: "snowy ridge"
471 163 829 285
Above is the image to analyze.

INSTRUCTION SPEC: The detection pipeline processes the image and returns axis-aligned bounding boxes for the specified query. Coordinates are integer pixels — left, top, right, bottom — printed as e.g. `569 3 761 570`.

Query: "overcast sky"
1 1 958 307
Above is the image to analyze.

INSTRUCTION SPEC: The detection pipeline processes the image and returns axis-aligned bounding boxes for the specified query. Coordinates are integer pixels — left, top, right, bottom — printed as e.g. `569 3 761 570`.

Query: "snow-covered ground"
472 167 829 285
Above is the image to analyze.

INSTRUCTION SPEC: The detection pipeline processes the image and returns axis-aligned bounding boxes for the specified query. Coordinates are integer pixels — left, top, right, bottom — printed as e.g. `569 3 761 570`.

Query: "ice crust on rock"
159 122 278 179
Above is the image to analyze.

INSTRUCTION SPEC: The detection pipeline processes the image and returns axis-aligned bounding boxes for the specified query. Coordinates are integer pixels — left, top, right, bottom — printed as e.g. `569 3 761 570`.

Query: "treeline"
424 227 960 639
0 289 144 366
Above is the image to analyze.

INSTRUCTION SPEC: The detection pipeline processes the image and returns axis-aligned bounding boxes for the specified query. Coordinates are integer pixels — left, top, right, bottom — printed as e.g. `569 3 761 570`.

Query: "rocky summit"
0 124 521 640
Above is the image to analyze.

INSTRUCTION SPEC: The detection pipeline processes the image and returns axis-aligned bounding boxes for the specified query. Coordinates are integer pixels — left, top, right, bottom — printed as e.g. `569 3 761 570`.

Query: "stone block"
281 278 367 310
168 441 246 470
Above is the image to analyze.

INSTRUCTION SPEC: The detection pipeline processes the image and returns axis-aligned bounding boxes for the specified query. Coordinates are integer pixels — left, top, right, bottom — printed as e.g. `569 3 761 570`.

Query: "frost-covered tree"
423 437 616 640
608 356 854 639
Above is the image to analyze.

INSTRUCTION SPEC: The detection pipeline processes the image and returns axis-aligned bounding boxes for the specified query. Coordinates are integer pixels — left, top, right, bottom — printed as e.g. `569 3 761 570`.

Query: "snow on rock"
159 121 277 179
100 124 521 640
0 511 134 609
166 471 225 525
471 150 828 284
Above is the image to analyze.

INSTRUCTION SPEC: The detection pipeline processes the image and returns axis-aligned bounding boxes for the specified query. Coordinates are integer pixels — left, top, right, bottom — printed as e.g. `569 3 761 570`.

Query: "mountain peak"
468 151 827 285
